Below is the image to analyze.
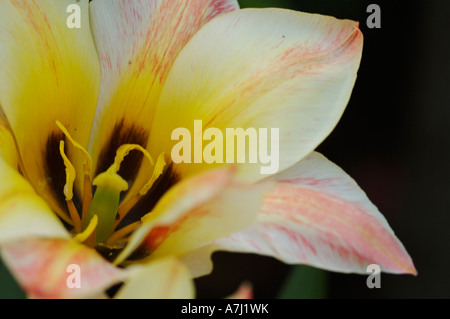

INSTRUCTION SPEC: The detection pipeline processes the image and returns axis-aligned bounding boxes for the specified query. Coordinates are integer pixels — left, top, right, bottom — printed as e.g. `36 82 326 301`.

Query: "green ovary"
83 171 128 244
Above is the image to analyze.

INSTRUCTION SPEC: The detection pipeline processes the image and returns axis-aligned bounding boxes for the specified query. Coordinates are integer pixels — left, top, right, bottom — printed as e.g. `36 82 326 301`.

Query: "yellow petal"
0 0 101 220
89 0 239 198
0 117 19 170
178 244 219 278
116 258 194 299
0 156 69 244
149 8 363 182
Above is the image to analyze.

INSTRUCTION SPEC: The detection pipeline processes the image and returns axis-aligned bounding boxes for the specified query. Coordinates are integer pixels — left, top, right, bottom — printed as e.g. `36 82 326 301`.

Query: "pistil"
82 144 158 244
84 171 128 244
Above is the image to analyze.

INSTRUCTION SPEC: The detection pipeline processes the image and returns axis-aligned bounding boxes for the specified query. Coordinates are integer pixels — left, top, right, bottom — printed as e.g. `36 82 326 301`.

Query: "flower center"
56 121 166 247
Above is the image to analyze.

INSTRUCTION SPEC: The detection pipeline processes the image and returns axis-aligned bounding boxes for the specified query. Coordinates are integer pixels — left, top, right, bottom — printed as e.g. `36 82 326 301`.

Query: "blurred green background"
2 0 449 299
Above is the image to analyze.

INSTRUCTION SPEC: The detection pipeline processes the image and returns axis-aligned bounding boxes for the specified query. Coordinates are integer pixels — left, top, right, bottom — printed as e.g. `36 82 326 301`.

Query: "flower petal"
0 117 19 170
0 156 69 244
89 0 239 188
115 167 271 264
178 244 220 278
116 258 194 299
1 238 125 298
227 282 253 299
114 167 233 264
149 8 363 183
0 0 101 221
215 152 416 275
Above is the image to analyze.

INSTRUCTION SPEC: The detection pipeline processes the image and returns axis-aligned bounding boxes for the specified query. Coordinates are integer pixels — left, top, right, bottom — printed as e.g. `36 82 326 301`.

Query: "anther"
114 152 166 229
56 121 93 226
59 140 82 233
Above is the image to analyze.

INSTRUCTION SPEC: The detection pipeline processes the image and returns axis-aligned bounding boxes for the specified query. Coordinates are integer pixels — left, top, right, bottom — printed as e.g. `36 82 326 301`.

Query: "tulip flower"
0 0 415 299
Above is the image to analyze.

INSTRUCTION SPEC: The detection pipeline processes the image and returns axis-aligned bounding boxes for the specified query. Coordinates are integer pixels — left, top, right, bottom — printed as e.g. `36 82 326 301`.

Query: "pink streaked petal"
139 181 270 260
215 152 416 275
115 167 271 264
89 0 239 189
115 167 235 264
149 9 363 183
1 238 125 299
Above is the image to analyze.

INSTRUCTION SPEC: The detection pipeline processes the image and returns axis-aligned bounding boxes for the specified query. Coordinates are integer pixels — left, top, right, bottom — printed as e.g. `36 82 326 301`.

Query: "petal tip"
407 263 418 276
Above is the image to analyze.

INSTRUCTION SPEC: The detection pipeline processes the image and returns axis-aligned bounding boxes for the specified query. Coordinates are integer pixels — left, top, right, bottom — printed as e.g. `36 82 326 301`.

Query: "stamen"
59 140 82 233
73 215 98 246
138 152 166 196
114 153 166 229
81 174 93 226
67 200 82 234
56 121 93 226
106 221 142 245
109 144 155 175
114 194 140 229
56 121 92 174
59 141 76 201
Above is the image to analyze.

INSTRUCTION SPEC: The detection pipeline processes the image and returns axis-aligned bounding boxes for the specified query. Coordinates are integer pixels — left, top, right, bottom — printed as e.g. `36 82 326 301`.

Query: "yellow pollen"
56 121 92 174
114 152 166 229
56 120 93 226
73 215 98 245
108 144 154 174
59 140 82 233
59 140 76 201
139 152 166 196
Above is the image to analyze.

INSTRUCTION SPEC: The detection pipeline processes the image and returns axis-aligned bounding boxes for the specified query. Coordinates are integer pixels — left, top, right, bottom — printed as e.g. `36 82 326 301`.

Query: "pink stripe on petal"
114 167 236 264
266 185 415 273
117 168 270 264
1 239 125 298
149 9 364 183
215 153 416 275
89 0 240 185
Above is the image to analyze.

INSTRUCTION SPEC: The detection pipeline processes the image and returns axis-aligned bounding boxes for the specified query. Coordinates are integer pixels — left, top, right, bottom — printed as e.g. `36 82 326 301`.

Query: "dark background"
196 0 450 299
